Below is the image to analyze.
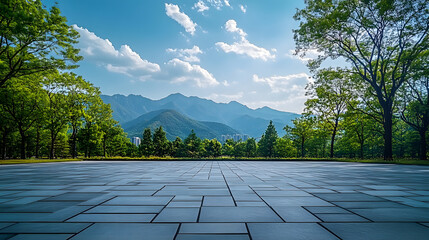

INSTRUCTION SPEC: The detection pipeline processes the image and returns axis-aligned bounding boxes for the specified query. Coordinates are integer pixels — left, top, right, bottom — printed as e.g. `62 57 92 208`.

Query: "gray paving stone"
199 207 283 222
8 234 72 240
352 207 429 221
305 207 350 214
175 234 250 240
71 223 178 240
316 213 369 222
103 196 172 205
180 223 247 233
67 213 155 222
272 206 320 222
86 205 163 213
248 223 338 240
203 196 235 206
0 223 89 233
262 196 333 206
332 201 406 209
153 207 199 222
322 223 429 240
1 161 429 239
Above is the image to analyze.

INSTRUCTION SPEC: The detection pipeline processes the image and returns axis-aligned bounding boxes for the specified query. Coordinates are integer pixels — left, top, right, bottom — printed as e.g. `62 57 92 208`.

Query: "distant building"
220 134 250 143
131 137 141 147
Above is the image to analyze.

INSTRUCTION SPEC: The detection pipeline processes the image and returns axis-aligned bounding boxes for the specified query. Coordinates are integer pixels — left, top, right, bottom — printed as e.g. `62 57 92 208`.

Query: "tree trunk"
103 138 107 157
301 138 305 158
383 109 394 161
71 127 77 159
19 131 26 159
359 140 364 159
330 119 338 158
1 129 8 160
50 131 55 159
35 127 40 159
419 131 427 160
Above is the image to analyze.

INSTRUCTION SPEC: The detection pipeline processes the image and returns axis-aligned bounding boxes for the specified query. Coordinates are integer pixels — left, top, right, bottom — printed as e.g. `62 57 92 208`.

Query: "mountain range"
101 93 300 139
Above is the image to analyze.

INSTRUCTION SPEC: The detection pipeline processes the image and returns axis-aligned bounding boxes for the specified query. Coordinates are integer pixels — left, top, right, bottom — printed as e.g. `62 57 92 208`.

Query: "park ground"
0 161 428 239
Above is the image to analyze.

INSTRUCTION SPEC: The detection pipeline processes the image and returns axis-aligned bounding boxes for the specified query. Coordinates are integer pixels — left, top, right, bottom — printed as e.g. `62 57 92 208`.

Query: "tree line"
293 0 428 160
0 0 134 159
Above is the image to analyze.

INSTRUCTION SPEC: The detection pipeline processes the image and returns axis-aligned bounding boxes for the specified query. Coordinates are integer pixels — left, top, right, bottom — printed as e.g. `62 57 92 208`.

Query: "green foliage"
258 121 278 157
0 0 82 87
139 128 153 157
153 126 169 157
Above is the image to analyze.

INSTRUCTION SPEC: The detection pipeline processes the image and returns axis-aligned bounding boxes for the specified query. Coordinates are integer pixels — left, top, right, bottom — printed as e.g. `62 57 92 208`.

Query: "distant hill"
102 93 300 138
122 109 240 141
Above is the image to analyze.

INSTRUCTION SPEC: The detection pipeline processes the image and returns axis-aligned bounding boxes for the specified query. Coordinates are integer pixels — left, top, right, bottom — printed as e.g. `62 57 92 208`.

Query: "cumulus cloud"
165 3 197 35
166 45 203 62
216 20 275 61
240 5 246 13
253 73 311 93
72 25 160 80
165 58 219 87
193 0 209 12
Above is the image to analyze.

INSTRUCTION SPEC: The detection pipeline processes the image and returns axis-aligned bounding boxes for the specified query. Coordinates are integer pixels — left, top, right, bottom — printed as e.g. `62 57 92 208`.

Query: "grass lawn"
0 159 82 165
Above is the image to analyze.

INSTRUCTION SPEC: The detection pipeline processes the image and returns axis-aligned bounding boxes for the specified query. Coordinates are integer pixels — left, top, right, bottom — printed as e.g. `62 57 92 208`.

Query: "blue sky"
47 0 318 113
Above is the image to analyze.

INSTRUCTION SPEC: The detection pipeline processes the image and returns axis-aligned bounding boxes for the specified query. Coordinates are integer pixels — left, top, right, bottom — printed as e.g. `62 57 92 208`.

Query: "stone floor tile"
71 223 178 240
322 223 429 240
199 207 283 222
8 234 72 240
180 223 247 233
248 223 338 240
0 223 89 233
273 206 320 222
103 196 172 206
316 213 369 222
175 234 250 240
86 205 163 213
67 213 155 222
153 207 199 222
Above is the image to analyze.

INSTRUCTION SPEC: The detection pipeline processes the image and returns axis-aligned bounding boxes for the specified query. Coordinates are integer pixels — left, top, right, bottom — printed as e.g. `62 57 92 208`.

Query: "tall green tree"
184 130 201 158
153 126 169 157
258 121 278 157
294 0 429 160
305 68 352 158
0 77 44 158
140 128 153 157
245 138 257 157
0 0 82 87
285 116 315 158
400 52 429 160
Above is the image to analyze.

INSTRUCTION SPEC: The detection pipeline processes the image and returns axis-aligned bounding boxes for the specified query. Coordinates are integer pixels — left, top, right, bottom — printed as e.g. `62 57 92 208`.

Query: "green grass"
83 157 429 166
0 158 82 165
1 157 427 166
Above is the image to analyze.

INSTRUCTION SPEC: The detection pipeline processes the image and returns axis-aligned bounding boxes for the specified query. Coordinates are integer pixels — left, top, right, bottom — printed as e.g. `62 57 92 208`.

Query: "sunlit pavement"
0 161 428 239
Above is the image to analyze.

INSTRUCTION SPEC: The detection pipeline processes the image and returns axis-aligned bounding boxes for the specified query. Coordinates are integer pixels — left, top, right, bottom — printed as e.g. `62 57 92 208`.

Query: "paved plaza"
0 161 428 239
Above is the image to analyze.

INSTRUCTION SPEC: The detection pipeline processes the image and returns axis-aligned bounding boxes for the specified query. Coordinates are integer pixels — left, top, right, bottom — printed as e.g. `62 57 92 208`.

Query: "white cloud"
165 3 197 35
240 5 246 13
165 58 219 87
193 0 209 12
253 73 311 93
208 92 244 102
216 20 275 61
224 0 230 7
286 49 322 63
72 25 160 80
225 19 246 40
166 45 203 63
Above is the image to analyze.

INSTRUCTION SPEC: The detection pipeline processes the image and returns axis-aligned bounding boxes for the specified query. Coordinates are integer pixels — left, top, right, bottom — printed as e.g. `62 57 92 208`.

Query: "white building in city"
131 137 141 147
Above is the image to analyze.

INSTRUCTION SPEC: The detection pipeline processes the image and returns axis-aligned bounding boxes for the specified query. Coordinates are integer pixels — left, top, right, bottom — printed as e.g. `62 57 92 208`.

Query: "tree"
0 0 82 88
294 0 429 160
285 116 314 158
140 128 153 157
399 52 429 160
245 138 257 157
153 126 169 157
305 68 351 158
184 130 201 158
171 137 184 157
0 76 44 158
258 121 278 157
274 138 297 158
